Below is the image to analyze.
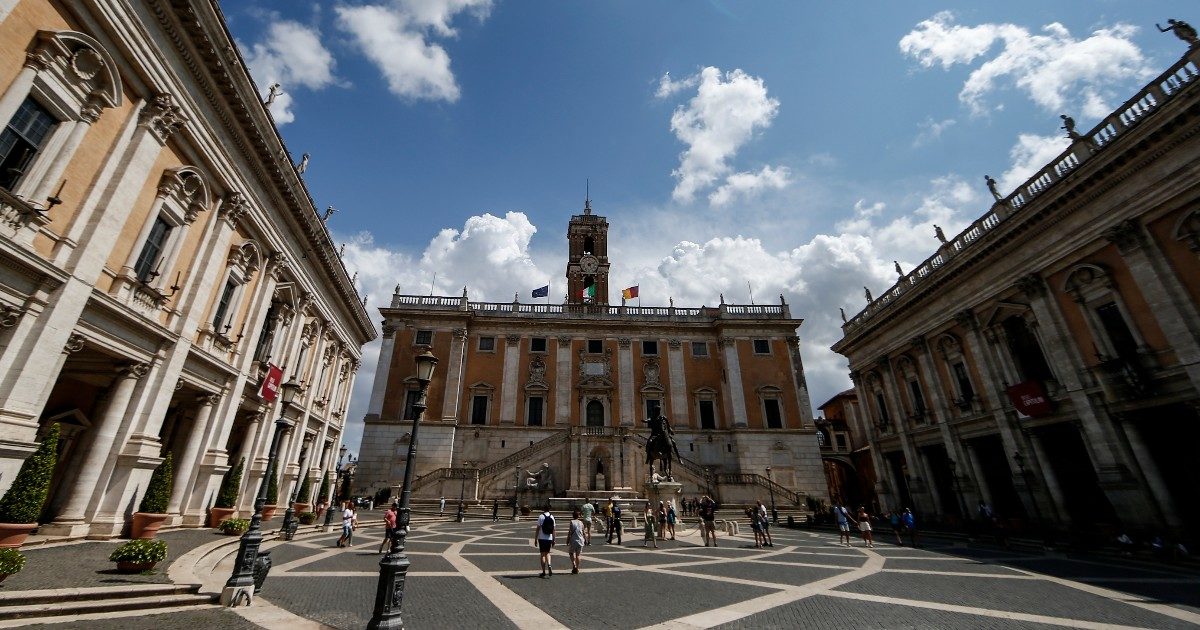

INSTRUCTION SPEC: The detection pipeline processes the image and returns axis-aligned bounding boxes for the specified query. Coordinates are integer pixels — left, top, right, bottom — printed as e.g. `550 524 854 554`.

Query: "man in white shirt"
534 505 556 578
338 501 356 547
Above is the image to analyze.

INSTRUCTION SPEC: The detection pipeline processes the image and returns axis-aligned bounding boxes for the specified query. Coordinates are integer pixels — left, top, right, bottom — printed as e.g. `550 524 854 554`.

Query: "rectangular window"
134 217 172 282
642 340 658 355
875 392 891 427
1095 302 1140 361
835 434 848 450
402 390 421 421
699 400 716 429
908 380 926 415
211 278 237 330
764 399 783 428
952 362 974 401
414 330 433 346
527 396 544 426
644 399 661 420
478 336 495 352
753 339 770 354
691 341 708 357
530 337 547 353
0 97 57 190
471 395 488 424
587 339 603 353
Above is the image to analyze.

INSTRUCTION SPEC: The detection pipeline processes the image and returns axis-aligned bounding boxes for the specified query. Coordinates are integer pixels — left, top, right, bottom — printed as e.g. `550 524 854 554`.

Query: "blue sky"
224 1 1195 454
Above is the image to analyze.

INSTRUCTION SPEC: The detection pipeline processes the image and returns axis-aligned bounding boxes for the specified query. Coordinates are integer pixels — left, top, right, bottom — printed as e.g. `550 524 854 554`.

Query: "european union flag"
531 285 549 298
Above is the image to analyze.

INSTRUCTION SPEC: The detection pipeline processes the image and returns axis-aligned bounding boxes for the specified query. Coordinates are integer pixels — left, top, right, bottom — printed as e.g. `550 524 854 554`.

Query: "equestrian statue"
645 414 682 481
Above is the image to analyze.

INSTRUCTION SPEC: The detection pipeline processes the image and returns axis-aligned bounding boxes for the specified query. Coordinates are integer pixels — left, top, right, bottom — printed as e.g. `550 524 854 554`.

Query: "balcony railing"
841 48 1200 335
388 293 791 322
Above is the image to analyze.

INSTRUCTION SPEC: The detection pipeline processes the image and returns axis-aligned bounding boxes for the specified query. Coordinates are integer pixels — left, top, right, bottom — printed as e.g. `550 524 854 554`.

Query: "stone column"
47 363 149 532
720 338 748 427
1120 420 1181 529
1104 220 1200 390
784 336 816 426
1028 432 1070 526
0 56 40 127
440 328 467 422
499 335 520 424
617 338 634 426
367 324 398 418
167 393 220 514
555 336 572 425
666 339 688 424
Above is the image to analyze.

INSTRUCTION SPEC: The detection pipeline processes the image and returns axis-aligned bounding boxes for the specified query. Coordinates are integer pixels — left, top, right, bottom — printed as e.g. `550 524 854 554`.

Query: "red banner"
260 364 283 402
1006 380 1053 417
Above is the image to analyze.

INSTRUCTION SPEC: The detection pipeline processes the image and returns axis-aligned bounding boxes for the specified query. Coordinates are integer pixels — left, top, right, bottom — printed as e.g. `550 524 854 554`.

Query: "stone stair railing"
716 473 805 506
479 430 569 479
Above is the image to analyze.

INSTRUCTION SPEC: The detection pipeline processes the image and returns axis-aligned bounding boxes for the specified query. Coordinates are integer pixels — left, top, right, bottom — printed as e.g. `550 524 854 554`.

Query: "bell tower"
566 198 610 305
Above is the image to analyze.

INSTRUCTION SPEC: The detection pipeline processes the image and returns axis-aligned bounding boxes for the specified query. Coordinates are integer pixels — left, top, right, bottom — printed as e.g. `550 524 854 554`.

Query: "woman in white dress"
856 506 874 548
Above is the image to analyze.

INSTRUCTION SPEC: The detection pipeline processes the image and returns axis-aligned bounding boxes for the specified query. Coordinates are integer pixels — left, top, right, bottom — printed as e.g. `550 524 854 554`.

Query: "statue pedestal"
643 480 682 508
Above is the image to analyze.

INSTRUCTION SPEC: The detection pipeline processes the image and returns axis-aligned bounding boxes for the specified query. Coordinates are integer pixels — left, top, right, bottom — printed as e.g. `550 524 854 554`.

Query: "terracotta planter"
209 507 236 527
0 523 37 549
130 513 170 540
292 502 311 514
261 505 278 521
116 561 157 574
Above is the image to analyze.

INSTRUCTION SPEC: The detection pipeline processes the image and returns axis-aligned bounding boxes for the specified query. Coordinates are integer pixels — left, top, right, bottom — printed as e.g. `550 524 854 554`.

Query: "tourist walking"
699 495 718 547
580 499 595 545
666 501 677 540
757 500 773 547
833 503 856 546
606 499 623 544
656 501 667 540
378 503 397 553
535 505 556 578
889 510 904 545
747 507 763 548
492 499 499 522
643 504 658 547
857 506 874 547
439 496 446 514
337 501 357 548
903 508 919 547
568 509 585 573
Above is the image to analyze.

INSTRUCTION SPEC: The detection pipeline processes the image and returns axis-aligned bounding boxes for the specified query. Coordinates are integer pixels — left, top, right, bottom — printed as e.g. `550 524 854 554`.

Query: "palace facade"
832 45 1200 539
356 204 828 507
0 1 374 537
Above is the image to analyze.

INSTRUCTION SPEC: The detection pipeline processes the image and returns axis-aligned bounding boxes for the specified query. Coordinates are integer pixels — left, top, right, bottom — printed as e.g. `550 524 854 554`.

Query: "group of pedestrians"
534 504 586 578
832 503 918 548
746 500 774 548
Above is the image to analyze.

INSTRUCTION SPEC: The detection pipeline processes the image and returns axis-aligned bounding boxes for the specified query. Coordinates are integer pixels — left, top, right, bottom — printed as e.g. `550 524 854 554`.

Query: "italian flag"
581 283 596 299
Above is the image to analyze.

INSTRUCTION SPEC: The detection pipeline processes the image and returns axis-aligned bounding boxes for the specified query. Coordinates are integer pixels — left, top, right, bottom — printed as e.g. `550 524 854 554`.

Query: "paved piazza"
236 519 1200 629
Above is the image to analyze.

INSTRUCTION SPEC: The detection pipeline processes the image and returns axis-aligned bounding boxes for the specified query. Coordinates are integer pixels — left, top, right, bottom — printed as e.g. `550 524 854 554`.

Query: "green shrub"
266 465 278 505
215 458 243 509
219 518 250 534
0 548 26 575
0 424 60 523
298 512 316 525
109 538 167 564
296 475 311 503
317 475 330 506
138 452 173 514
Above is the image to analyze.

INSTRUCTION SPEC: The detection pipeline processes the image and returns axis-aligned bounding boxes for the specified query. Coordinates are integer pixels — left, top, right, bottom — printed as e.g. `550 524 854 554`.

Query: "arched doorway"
586 400 604 427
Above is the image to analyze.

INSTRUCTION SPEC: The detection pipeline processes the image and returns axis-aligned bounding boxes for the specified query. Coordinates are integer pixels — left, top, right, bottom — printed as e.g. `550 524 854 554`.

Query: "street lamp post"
456 461 473 523
368 350 438 629
323 445 349 532
221 378 301 606
704 467 713 499
765 466 777 523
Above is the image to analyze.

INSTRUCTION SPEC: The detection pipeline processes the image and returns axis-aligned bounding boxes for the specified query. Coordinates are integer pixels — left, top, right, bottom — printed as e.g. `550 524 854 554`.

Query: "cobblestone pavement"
240 519 1200 629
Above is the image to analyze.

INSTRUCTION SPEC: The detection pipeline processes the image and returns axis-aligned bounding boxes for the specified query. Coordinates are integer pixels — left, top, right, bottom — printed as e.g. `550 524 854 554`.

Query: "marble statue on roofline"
1158 19 1199 47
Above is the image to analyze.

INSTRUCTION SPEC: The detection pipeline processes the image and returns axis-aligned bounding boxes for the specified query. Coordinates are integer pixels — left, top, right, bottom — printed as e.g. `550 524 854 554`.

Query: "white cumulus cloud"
659 67 787 204
997 133 1071 194
900 12 1151 117
336 0 492 102
709 165 791 206
242 20 339 124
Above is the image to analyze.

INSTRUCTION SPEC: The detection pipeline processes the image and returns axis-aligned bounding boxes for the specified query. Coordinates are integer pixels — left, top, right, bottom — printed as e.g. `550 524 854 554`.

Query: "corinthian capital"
138 93 187 143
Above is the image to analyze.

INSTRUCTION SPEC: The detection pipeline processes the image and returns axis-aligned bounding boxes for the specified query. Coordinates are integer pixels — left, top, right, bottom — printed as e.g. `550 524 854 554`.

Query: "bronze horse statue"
645 414 681 481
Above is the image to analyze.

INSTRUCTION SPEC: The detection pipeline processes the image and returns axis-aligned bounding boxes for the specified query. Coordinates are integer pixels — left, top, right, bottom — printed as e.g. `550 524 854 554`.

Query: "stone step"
0 593 214 621
0 584 213 621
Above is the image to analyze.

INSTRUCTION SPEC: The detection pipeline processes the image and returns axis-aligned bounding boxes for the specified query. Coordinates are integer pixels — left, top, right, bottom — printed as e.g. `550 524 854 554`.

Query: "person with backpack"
534 504 556 578
699 495 718 547
902 508 919 547
665 501 677 540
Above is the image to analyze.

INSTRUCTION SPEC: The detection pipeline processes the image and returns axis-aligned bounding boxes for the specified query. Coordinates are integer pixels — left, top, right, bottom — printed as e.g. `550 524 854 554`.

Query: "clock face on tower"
579 254 599 274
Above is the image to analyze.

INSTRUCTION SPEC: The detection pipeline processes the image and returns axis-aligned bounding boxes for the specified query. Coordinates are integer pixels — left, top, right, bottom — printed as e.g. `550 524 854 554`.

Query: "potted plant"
0 548 26 582
0 424 59 548
261 467 279 521
131 453 172 539
298 512 316 525
210 457 243 527
293 476 312 514
218 518 250 536
109 538 167 573
315 475 330 518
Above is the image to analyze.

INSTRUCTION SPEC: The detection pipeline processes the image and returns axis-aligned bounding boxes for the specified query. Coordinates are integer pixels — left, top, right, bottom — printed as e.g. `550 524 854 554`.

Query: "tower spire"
584 179 591 214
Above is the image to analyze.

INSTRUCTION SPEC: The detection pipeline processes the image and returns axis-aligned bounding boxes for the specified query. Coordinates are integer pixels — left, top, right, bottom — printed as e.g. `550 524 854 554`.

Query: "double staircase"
410 431 569 494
